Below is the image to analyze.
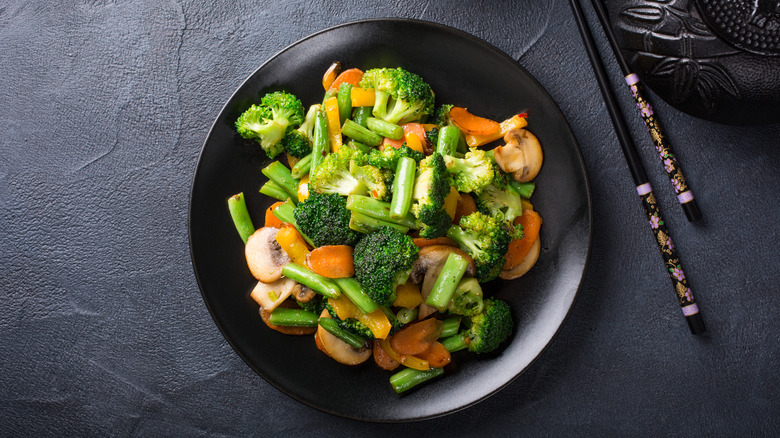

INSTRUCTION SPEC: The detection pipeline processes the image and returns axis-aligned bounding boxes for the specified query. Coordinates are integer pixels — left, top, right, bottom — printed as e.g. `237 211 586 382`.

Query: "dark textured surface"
1 0 778 435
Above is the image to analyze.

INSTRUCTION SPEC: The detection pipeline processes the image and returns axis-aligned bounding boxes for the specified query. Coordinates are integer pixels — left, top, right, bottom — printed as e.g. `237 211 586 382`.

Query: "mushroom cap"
245 227 291 283
494 128 543 183
315 309 372 365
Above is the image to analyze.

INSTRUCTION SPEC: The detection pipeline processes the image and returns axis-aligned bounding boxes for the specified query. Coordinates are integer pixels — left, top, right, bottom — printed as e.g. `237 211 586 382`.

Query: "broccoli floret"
297 294 326 315
447 277 485 317
474 172 525 240
443 149 496 194
431 104 454 127
281 104 320 158
293 192 362 247
425 126 439 148
448 298 513 354
309 147 369 197
365 145 425 171
359 67 435 124
353 226 420 306
235 91 305 159
446 211 512 282
350 160 392 201
411 152 451 239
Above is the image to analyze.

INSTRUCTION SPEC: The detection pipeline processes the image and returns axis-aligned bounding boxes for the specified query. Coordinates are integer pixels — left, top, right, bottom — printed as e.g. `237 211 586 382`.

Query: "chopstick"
588 0 701 223
567 0 706 335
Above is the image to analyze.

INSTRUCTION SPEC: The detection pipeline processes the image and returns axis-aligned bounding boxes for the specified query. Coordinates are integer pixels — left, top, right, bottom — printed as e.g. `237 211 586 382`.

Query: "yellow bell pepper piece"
350 87 375 107
393 281 423 309
323 97 342 153
443 186 460 219
404 132 424 153
522 199 534 212
465 113 528 148
329 296 392 339
274 227 310 266
297 175 310 203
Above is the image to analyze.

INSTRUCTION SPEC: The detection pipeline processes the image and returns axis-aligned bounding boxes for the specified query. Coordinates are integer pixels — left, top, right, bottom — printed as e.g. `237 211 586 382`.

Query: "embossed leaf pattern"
649 57 739 111
622 6 665 23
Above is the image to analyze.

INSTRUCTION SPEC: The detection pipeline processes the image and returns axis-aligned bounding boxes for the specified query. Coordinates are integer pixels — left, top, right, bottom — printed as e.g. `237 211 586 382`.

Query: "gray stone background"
1 0 778 436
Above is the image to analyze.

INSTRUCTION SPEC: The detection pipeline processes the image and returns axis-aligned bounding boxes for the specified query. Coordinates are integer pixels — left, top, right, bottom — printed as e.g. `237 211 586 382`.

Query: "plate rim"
188 17 594 422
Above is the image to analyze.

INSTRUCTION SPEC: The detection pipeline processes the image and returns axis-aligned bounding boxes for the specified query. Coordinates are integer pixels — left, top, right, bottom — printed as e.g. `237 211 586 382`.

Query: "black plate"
189 18 592 422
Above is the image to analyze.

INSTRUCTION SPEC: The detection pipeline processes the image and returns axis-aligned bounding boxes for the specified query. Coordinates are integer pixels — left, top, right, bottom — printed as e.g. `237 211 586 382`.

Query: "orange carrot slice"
381 123 427 151
306 245 355 278
453 193 477 225
264 201 284 228
449 106 501 136
412 237 458 248
327 68 363 93
322 61 341 91
465 113 528 148
390 318 443 356
416 341 451 368
503 209 543 271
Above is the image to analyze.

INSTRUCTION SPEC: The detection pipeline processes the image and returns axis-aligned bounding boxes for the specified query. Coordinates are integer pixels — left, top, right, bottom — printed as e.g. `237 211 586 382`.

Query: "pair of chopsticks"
568 0 706 335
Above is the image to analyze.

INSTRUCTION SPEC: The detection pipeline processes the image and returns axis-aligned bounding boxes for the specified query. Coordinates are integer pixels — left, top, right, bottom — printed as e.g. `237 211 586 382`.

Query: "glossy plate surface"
189 19 592 422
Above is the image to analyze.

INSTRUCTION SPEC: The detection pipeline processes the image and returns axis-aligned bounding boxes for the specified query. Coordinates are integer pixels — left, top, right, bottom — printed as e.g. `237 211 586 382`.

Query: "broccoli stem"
346 195 417 229
351 106 372 127
281 263 342 299
390 157 416 219
440 331 468 352
436 125 461 156
261 161 298 199
366 117 404 140
396 307 419 324
310 109 329 175
438 317 461 339
318 317 366 349
268 308 319 327
332 277 380 314
291 153 312 179
341 119 383 147
259 180 292 202
272 199 315 246
349 211 410 235
337 82 353 126
425 252 470 311
389 367 445 394
510 181 536 199
227 192 255 244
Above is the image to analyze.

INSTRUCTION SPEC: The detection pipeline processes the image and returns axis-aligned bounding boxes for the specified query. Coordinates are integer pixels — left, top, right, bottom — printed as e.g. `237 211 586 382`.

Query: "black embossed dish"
189 19 592 421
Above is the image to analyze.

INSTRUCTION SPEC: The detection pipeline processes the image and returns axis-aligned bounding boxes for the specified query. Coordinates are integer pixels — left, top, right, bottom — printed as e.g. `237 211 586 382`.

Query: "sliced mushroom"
245 227 291 283
259 298 316 336
314 309 372 365
493 128 543 182
499 237 541 280
294 285 317 303
409 245 476 319
250 277 300 312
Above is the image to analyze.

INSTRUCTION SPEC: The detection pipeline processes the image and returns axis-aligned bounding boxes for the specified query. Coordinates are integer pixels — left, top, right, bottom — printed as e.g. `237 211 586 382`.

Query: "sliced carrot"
327 68 364 93
465 113 528 148
416 341 451 368
264 201 284 228
379 338 429 371
381 123 427 152
306 245 355 278
412 236 457 248
322 61 341 91
323 97 342 152
350 87 375 107
449 106 501 136
390 318 443 356
393 280 423 309
275 226 310 266
453 193 477 225
503 209 543 271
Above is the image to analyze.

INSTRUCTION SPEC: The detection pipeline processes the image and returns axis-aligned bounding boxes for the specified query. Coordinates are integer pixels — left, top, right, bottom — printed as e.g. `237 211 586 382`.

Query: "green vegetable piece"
341 119 383 147
389 367 444 394
390 156 416 219
318 317 366 349
425 252 470 311
227 192 255 244
366 117 404 140
281 263 341 299
268 308 319 327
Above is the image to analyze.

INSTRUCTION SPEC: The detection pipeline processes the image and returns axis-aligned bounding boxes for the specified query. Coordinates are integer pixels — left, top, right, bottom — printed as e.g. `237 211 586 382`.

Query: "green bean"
318 317 366 349
311 109 329 174
261 161 298 199
396 307 419 325
337 82 353 126
333 277 379 314
436 125 461 156
259 180 292 202
425 252 470 311
440 332 468 352
438 317 461 339
291 153 312 179
510 181 536 199
346 195 417 228
345 140 372 154
390 156 416 219
351 106 372 127
389 367 445 394
227 192 255 244
341 119 383 147
268 308 319 327
281 263 341 299
366 117 403 140
349 211 410 234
